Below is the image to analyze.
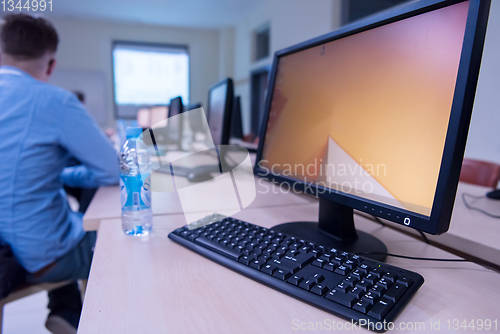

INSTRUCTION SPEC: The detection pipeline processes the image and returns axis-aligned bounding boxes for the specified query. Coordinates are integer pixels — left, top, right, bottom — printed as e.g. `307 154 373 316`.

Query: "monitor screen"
208 83 229 146
112 43 189 107
260 1 470 218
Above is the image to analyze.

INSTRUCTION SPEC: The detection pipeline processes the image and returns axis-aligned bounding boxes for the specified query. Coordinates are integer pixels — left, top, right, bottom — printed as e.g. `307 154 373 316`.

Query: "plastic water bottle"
119 127 152 236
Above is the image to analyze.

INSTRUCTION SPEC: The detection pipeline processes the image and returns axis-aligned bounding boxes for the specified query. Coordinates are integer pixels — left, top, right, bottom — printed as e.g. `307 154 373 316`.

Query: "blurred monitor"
230 96 244 140
207 78 234 146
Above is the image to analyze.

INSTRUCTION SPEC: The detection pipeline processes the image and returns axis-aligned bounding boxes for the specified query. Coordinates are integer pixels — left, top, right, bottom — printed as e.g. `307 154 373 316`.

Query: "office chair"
459 158 500 189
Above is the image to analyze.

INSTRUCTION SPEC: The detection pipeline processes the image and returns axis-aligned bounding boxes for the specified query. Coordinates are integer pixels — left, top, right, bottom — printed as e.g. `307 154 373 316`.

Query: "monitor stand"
270 198 387 262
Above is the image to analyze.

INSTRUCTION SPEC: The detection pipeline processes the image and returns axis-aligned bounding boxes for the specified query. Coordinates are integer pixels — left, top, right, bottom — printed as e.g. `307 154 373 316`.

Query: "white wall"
231 0 341 135
465 0 500 164
47 17 221 128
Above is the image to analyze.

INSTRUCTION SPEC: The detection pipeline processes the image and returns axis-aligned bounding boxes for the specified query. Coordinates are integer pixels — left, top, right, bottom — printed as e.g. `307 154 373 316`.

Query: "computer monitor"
147 96 184 150
254 0 490 261
207 78 234 146
231 96 244 140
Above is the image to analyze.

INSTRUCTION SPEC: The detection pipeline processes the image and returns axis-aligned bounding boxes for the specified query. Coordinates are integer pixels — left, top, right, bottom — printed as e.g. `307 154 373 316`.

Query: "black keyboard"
169 217 424 332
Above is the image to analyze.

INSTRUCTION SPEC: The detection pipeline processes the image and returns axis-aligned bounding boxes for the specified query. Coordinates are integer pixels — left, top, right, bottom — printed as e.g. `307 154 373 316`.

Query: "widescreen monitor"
255 0 490 258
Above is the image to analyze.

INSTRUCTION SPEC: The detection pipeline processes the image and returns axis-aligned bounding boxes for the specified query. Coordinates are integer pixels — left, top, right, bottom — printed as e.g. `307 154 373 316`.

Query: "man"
0 14 119 334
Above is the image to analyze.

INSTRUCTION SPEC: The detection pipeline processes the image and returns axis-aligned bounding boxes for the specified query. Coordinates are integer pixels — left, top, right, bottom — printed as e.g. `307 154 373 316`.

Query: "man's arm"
58 93 119 188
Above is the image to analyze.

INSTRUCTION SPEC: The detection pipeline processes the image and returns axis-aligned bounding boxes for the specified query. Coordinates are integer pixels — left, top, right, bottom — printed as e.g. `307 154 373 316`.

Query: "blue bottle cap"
126 127 143 139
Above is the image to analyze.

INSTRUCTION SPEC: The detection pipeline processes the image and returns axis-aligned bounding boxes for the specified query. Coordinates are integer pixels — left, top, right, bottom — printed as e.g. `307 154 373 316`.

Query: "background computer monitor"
147 96 184 150
186 102 205 141
207 78 234 146
254 0 490 260
231 96 244 140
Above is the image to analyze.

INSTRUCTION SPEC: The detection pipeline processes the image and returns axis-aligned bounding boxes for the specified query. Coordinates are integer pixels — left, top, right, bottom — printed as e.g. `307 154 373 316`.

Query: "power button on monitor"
404 217 411 226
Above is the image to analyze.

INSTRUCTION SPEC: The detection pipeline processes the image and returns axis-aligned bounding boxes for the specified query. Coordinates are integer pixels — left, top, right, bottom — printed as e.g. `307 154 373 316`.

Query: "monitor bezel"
207 78 234 146
254 0 491 235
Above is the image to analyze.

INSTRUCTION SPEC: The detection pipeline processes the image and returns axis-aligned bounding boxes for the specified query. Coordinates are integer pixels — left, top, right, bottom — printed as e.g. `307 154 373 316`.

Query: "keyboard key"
367 298 395 320
180 231 191 238
260 264 277 275
271 258 299 274
335 282 350 293
396 276 413 288
384 283 407 303
363 291 379 305
299 279 315 291
238 255 252 265
334 265 348 275
356 279 372 292
323 262 335 272
249 258 267 270
370 267 384 278
351 255 362 263
377 278 391 289
357 263 371 273
312 258 325 268
343 260 355 269
309 273 324 283
382 271 399 282
353 298 373 314
195 237 242 260
350 269 364 279
363 273 377 284
310 249 322 258
325 289 357 308
331 256 344 265
283 253 315 269
370 284 387 297
311 284 329 296
344 275 359 287
287 275 303 286
273 269 291 280
347 286 364 299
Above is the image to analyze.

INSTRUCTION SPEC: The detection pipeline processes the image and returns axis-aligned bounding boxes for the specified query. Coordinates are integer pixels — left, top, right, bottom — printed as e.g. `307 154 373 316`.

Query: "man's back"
0 66 118 273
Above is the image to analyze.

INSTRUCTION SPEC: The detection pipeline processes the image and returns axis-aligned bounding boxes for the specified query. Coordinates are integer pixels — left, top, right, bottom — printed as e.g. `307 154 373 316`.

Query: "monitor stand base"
270 198 387 262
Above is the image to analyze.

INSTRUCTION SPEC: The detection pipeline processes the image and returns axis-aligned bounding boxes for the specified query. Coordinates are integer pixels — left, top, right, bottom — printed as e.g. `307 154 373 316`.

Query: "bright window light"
113 43 189 106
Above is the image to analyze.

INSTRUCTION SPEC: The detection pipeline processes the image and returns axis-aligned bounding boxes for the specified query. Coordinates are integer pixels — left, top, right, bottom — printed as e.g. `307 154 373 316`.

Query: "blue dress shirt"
0 66 119 273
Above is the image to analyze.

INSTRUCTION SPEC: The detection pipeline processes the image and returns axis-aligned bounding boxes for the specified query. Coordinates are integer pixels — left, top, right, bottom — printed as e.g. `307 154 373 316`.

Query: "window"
253 25 270 62
342 0 410 25
112 42 189 117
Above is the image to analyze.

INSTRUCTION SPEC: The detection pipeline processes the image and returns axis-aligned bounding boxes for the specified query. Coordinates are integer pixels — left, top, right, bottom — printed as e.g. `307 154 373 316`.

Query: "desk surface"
383 182 500 266
78 203 500 334
84 177 500 266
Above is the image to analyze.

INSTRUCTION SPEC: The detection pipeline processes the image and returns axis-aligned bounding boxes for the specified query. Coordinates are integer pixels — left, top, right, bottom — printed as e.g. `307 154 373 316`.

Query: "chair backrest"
459 158 500 189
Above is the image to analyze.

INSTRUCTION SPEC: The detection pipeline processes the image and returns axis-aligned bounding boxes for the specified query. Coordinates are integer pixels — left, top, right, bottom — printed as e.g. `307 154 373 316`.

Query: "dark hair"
73 91 85 103
1 14 58 59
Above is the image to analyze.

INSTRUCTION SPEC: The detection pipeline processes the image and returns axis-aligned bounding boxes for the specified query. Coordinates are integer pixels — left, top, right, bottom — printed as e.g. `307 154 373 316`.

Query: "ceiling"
41 0 270 29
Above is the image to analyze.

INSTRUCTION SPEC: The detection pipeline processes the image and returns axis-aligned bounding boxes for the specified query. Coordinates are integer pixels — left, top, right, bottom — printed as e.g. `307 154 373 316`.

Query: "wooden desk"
84 180 500 267
78 204 500 334
83 178 317 231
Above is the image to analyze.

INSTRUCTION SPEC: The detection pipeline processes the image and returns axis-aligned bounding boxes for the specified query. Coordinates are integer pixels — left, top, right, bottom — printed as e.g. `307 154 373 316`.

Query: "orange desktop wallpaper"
261 1 470 216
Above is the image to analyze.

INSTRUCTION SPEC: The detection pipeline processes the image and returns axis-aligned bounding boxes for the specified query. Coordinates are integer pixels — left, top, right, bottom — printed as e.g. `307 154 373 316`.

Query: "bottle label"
120 173 151 210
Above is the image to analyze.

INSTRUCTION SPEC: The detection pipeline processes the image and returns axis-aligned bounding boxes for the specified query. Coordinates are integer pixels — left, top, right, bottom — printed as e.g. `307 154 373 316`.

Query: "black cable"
418 231 429 244
369 214 429 244
371 215 385 227
462 192 500 219
357 252 470 262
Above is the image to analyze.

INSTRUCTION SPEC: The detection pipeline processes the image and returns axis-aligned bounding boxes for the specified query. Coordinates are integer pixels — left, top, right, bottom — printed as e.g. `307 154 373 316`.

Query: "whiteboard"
49 69 108 126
